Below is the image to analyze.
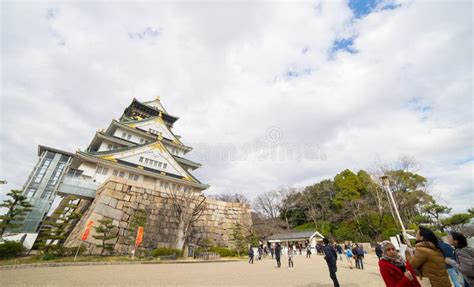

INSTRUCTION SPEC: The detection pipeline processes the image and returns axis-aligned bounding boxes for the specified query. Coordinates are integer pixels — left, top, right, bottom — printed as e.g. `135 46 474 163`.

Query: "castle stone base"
64 177 252 255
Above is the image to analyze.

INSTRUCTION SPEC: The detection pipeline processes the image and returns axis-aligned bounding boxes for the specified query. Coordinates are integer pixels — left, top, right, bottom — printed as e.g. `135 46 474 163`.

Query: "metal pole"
74 241 82 261
381 176 411 247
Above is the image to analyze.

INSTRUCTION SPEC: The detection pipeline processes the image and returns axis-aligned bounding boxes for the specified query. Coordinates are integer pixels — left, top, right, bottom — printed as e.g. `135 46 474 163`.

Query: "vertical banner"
135 226 144 247
81 220 94 241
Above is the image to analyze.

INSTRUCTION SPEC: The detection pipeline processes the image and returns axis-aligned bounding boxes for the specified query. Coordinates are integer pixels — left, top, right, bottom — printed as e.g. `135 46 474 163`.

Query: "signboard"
135 226 144 247
81 220 94 241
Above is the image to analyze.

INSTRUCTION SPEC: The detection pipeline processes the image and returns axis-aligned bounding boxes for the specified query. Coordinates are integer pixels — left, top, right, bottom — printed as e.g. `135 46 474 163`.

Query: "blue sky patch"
330 38 357 57
348 0 400 18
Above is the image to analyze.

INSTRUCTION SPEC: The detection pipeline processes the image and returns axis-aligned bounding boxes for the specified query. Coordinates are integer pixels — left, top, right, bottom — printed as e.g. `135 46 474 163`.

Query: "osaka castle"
17 97 251 253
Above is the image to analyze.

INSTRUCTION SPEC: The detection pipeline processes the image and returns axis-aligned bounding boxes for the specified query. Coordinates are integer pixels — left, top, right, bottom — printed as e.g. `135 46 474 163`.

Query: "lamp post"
381 175 411 247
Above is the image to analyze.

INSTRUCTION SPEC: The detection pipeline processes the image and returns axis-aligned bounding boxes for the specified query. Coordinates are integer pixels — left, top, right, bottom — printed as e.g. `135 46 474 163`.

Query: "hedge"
0 241 26 259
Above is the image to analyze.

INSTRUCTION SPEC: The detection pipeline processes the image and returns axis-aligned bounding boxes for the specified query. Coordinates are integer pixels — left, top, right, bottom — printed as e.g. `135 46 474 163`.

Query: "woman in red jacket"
379 241 421 287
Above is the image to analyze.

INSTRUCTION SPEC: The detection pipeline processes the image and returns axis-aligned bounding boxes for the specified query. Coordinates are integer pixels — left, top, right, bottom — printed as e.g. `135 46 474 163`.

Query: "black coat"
275 246 281 259
323 244 337 266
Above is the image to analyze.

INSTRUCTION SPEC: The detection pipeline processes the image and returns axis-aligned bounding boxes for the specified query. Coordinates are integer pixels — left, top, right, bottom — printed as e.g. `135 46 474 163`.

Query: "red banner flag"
135 226 144 247
81 220 94 241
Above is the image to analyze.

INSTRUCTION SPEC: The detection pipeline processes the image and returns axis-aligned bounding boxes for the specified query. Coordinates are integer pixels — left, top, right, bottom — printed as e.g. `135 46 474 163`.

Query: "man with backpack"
354 243 365 269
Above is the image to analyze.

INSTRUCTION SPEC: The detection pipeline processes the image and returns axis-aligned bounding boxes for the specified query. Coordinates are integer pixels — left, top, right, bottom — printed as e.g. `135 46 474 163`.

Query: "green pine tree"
93 219 117 255
0 190 33 237
36 197 81 254
231 223 246 257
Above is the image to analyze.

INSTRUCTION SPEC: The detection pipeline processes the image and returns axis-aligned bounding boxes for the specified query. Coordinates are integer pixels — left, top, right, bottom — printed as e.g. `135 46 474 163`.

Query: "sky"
0 0 472 213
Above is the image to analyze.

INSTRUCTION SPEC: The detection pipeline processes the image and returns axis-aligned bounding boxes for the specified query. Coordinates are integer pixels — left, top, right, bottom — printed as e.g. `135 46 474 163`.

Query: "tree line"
251 158 473 242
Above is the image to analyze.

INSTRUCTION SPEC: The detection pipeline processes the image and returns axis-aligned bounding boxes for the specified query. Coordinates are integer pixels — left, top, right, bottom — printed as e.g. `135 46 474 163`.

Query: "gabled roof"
267 230 325 241
87 131 136 151
78 141 203 186
142 97 169 113
76 151 209 190
123 98 179 124
173 155 201 170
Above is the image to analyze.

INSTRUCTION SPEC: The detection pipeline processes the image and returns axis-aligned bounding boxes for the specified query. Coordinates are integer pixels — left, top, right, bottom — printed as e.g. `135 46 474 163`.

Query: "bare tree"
253 191 281 219
208 193 249 204
166 185 206 254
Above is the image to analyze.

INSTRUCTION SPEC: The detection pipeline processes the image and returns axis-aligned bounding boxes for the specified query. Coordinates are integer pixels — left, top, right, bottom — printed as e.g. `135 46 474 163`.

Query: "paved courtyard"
0 254 385 287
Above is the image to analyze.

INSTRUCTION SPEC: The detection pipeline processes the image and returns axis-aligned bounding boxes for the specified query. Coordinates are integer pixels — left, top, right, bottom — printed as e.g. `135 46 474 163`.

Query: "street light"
381 175 411 247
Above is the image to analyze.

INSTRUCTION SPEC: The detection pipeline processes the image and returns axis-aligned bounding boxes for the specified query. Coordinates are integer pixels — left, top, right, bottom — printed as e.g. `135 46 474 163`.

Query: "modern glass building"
20 146 74 233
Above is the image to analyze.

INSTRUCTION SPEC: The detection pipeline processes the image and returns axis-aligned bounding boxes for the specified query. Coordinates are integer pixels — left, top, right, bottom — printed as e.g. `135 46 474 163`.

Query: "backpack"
346 249 353 257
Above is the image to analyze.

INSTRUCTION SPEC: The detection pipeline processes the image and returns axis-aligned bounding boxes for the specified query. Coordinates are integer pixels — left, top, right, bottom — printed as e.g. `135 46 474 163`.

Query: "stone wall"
64 177 252 255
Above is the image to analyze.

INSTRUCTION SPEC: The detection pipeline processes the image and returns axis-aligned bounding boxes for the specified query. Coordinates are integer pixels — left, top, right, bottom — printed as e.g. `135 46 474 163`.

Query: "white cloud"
1 1 472 213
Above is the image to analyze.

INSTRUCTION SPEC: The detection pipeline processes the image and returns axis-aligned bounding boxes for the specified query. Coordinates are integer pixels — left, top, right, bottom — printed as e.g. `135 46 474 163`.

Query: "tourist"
275 243 282 268
306 245 312 258
336 244 343 261
345 246 354 269
355 243 365 270
378 241 420 287
257 246 263 260
323 238 340 287
376 242 383 261
288 245 294 269
248 246 254 264
409 226 450 287
270 244 275 259
438 237 463 287
445 231 474 287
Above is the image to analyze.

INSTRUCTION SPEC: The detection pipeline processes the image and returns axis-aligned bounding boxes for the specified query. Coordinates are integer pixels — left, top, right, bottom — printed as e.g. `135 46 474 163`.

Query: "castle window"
139 157 144 163
96 166 109 175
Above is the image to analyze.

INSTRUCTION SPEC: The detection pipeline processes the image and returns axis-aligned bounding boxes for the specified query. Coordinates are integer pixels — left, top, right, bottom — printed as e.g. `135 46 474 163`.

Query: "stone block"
105 182 116 190
109 198 118 208
124 195 131 201
94 203 123 221
116 201 124 210
98 196 112 206
116 183 123 191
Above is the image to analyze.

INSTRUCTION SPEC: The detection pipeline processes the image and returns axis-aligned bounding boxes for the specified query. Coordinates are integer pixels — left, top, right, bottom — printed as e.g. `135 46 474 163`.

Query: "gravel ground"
0 253 385 287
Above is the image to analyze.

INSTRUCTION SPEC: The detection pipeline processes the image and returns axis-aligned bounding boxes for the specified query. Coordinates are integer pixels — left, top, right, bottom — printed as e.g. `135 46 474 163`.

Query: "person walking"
355 244 365 270
323 238 340 287
378 241 421 287
336 244 343 261
346 246 354 269
445 231 474 287
306 245 312 258
409 226 451 287
270 245 275 259
257 246 263 260
376 242 384 261
288 245 294 269
438 238 463 287
248 246 254 264
275 243 282 268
